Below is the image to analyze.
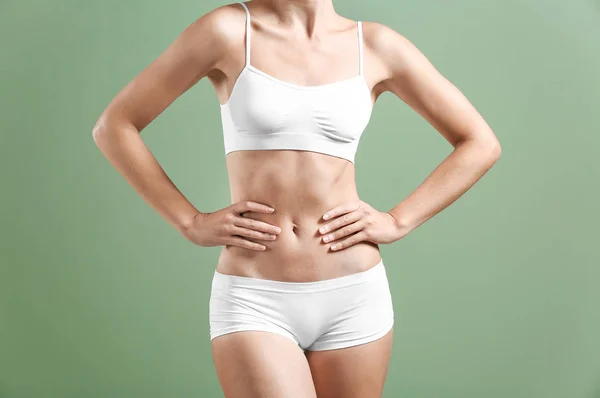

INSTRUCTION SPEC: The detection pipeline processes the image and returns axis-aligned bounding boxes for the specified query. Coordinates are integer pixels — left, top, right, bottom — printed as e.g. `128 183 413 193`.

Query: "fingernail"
323 235 330 242
319 227 326 233
270 235 276 239
331 244 338 250
275 227 281 233
323 213 330 220
267 207 275 212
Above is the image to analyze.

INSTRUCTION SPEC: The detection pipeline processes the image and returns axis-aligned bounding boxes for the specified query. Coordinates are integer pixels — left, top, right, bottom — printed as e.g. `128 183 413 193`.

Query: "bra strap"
357 21 364 76
239 2 251 66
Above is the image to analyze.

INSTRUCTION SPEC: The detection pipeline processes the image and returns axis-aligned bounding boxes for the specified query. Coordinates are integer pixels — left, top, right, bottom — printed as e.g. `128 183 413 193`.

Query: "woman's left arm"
320 23 501 251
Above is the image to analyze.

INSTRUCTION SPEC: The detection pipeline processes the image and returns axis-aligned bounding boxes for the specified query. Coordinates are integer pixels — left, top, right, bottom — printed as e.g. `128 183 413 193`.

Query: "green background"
1 0 599 397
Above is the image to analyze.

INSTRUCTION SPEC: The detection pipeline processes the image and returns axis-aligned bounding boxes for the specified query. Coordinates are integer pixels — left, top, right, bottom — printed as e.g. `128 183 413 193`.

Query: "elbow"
478 135 502 170
92 114 109 146
92 113 135 148
459 131 502 167
489 136 502 163
92 123 103 146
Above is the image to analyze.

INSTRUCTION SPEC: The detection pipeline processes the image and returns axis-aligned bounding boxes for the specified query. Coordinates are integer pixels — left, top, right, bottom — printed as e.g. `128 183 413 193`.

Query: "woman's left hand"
319 200 408 251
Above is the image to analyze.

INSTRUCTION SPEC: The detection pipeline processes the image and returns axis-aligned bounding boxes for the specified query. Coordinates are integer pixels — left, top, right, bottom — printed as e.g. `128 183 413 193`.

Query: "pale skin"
93 0 501 396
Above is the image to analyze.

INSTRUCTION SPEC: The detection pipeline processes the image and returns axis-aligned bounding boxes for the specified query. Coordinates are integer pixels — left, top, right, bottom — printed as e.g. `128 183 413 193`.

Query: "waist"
215 202 382 282
219 150 380 281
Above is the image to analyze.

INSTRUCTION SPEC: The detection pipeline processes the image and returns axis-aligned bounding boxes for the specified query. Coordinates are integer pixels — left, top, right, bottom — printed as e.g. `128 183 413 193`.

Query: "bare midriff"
216 150 382 282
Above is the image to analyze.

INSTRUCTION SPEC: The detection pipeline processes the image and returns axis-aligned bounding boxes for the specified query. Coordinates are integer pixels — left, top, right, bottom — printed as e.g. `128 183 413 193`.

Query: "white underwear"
209 259 394 351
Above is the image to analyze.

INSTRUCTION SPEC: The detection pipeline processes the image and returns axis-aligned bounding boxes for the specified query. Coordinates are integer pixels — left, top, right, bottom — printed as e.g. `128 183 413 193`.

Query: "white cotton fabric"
220 2 373 164
209 259 394 351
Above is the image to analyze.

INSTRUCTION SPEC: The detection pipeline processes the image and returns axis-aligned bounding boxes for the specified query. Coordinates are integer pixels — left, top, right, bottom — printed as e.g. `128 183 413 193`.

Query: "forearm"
388 137 501 235
92 120 200 236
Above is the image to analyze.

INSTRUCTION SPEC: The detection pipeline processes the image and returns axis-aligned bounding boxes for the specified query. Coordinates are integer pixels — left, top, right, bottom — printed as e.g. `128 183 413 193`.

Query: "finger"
234 217 282 235
323 201 361 220
322 220 365 243
319 211 362 235
234 201 275 215
227 237 267 251
330 231 368 251
233 226 277 241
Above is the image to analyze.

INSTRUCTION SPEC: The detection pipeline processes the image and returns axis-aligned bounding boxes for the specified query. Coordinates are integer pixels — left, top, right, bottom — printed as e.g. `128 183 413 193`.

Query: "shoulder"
360 21 420 73
182 3 248 52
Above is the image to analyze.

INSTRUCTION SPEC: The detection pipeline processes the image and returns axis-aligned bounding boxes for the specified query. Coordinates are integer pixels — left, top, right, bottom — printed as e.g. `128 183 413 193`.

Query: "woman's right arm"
92 6 280 250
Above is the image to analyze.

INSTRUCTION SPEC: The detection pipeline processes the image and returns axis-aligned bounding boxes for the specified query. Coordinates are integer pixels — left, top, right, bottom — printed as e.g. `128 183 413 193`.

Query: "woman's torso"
216 150 382 282
210 2 384 281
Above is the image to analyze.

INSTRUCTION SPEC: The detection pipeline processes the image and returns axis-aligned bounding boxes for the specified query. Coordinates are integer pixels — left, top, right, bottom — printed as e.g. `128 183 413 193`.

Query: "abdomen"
216 150 382 282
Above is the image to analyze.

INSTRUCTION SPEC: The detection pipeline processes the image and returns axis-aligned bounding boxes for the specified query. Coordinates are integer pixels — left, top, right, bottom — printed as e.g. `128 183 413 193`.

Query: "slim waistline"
212 259 386 294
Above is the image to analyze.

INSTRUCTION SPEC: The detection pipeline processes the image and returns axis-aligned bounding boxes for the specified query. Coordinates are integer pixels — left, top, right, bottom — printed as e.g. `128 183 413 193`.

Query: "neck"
262 0 336 36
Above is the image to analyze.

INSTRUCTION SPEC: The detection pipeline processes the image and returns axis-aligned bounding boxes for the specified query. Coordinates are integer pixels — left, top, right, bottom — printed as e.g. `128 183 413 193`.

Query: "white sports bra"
220 2 373 164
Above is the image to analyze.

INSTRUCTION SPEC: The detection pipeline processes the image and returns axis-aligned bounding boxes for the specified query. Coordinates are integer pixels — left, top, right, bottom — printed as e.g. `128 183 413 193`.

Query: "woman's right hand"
183 201 282 251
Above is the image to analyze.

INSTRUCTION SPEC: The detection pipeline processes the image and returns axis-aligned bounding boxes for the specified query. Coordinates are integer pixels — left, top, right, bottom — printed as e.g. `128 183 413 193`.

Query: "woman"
93 0 501 396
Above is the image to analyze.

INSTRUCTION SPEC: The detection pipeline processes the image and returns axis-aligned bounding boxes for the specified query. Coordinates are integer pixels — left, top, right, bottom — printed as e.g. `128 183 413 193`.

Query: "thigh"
211 331 318 398
305 328 394 398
